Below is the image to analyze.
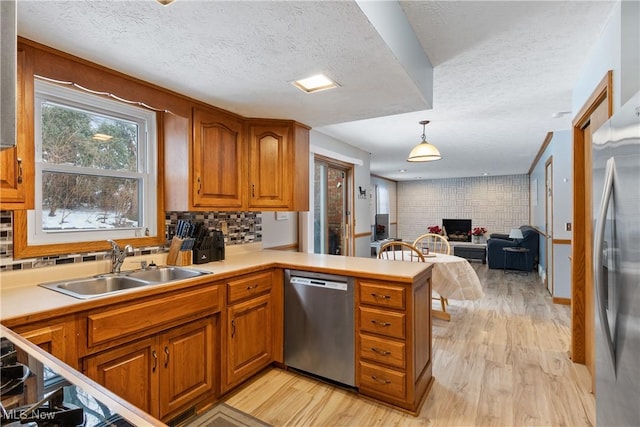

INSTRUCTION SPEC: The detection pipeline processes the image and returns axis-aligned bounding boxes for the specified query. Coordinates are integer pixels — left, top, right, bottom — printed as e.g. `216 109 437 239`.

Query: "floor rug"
185 403 272 427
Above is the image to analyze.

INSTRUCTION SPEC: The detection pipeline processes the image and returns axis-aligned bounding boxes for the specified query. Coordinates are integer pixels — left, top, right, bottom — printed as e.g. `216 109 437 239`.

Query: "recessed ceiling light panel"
292 74 339 93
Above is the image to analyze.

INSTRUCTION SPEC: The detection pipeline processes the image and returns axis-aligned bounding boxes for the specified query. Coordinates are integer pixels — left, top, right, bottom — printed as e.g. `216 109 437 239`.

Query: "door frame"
571 70 612 365
313 155 354 256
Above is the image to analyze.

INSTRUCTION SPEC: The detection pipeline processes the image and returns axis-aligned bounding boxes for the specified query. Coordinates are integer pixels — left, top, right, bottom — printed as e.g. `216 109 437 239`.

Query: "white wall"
573 1 639 114
262 212 298 249
299 130 372 258
529 130 573 299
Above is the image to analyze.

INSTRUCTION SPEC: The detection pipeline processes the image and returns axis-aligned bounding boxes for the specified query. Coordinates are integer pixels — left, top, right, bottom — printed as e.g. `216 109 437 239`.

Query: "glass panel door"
313 159 351 255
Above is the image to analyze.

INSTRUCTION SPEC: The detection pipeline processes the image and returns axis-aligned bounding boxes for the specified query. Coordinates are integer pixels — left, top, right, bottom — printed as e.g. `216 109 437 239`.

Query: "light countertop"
1 248 431 324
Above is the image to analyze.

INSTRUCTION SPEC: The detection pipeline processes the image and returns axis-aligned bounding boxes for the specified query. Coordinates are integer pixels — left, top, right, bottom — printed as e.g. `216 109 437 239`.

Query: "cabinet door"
225 294 272 390
1 46 31 208
247 123 290 209
193 107 244 209
13 317 77 368
158 316 217 419
84 337 159 416
0 146 23 205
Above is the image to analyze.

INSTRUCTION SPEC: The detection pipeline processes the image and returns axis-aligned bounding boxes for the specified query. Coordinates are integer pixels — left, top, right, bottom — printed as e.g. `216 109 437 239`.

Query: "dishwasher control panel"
289 276 348 290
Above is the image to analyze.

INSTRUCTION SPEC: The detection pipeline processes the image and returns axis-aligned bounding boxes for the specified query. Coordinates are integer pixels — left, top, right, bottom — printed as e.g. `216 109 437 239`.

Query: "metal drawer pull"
197 176 202 194
246 284 258 290
371 320 391 327
371 347 391 356
164 346 170 368
371 293 391 299
371 375 391 384
152 350 158 372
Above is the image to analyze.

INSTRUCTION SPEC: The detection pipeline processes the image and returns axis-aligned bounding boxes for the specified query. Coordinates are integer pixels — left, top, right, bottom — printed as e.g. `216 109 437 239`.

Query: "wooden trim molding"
354 231 372 239
570 70 613 365
528 132 554 175
553 297 571 306
553 239 571 245
572 71 613 128
11 39 185 258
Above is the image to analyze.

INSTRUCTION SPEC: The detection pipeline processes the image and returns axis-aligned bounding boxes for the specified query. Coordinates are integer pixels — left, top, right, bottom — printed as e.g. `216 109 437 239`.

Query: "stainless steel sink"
39 276 151 299
127 266 209 283
39 266 212 299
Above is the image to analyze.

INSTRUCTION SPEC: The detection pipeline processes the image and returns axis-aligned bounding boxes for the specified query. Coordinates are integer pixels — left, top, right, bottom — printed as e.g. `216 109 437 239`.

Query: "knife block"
166 237 192 266
193 248 211 264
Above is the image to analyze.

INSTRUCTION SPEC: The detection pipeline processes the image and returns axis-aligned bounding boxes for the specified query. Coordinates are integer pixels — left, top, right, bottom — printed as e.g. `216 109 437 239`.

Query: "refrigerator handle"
593 157 616 373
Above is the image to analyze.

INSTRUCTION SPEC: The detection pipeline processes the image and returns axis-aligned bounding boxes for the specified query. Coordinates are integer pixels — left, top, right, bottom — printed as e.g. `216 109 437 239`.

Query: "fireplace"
442 218 471 242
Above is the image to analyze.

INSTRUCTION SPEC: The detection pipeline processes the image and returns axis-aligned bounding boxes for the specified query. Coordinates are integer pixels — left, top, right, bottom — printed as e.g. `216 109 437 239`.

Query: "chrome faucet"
108 240 134 273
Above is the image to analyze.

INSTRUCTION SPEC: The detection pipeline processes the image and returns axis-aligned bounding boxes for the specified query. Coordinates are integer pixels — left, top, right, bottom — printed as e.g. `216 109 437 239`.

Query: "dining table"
424 252 484 301
381 250 484 320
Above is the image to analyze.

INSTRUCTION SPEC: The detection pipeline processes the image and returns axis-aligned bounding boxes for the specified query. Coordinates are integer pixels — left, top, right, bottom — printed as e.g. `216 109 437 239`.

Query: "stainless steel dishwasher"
284 269 355 387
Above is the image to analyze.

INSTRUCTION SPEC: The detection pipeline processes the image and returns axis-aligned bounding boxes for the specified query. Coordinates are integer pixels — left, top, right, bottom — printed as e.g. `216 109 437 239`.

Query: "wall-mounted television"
374 214 389 241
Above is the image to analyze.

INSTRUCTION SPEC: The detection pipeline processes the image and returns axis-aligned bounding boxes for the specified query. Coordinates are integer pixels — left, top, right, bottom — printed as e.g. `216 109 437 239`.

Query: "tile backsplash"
0 210 261 271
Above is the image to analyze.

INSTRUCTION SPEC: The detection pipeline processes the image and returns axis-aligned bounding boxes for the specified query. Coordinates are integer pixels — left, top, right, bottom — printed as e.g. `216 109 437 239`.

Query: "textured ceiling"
17 0 617 181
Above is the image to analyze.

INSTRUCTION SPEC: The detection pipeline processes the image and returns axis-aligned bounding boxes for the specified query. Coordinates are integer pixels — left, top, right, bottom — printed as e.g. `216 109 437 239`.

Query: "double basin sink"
39 266 212 299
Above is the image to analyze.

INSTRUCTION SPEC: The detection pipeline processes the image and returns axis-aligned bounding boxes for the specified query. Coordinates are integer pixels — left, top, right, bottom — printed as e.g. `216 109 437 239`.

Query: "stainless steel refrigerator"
592 90 640 427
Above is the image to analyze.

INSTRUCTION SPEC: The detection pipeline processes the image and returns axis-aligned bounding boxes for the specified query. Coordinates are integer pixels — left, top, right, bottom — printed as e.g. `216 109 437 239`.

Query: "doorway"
313 157 353 256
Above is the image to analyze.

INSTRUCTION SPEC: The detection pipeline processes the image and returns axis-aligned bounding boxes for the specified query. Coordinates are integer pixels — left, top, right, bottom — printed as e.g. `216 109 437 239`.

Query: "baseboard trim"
553 297 571 305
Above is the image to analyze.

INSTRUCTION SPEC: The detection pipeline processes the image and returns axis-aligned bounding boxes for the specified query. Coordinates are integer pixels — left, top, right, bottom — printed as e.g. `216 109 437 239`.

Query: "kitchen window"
28 79 158 245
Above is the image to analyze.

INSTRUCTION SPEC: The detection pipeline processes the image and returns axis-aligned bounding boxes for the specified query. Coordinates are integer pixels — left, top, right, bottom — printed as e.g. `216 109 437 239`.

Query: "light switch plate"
565 222 572 231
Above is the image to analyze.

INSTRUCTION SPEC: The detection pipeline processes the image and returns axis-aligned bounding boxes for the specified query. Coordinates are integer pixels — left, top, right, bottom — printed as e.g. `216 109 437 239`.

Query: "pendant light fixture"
407 120 442 162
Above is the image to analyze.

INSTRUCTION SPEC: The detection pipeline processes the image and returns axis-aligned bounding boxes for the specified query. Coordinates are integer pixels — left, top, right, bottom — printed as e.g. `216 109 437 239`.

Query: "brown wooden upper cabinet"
0 45 33 210
246 119 309 211
193 107 245 209
164 109 309 212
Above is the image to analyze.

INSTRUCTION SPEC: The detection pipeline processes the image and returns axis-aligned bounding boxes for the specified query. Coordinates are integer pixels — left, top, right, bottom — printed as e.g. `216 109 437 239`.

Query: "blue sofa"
486 225 539 271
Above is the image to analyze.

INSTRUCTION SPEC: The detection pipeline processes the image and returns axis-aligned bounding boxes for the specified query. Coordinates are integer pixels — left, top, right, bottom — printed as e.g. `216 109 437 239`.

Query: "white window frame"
28 79 158 245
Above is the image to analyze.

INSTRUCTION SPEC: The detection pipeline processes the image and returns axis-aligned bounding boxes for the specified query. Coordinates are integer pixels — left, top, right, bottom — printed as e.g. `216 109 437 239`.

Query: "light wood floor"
224 264 595 426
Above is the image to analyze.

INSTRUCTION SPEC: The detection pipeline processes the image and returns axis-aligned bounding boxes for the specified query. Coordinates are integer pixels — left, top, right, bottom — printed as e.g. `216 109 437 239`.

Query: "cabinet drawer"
359 333 405 369
227 271 272 304
359 307 405 339
359 282 405 310
87 286 220 347
359 361 406 400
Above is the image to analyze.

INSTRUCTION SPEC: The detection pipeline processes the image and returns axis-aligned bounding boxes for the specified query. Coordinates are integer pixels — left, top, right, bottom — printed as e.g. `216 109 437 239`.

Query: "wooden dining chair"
412 233 451 321
412 233 451 256
377 241 425 262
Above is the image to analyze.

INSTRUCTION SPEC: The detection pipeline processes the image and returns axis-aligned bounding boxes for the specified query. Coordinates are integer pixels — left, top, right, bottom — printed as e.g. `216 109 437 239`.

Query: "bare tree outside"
40 101 141 230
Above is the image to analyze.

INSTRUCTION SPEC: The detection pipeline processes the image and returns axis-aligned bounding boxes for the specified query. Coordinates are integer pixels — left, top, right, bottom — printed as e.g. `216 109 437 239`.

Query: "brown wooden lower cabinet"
223 293 272 392
11 315 77 368
83 316 217 421
6 265 431 418
356 268 433 413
